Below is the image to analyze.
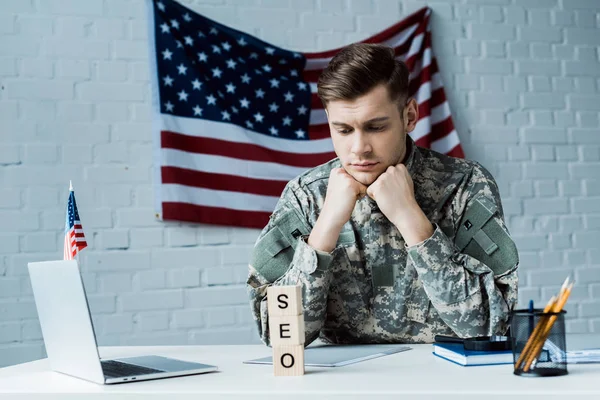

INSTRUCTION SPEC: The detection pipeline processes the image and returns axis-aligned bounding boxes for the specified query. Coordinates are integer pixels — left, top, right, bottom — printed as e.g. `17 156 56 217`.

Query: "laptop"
28 260 218 384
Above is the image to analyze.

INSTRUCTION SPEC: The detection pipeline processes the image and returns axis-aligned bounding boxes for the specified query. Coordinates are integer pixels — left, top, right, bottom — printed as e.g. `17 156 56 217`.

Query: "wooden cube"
267 285 302 317
273 345 304 376
269 314 305 346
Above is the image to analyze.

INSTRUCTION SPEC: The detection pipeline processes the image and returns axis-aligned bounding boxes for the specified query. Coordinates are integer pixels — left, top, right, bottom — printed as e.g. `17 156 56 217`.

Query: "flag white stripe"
162 148 309 181
431 130 460 154
382 24 422 52
414 81 432 104
162 184 278 212
408 47 431 81
161 115 334 154
409 117 431 142
309 109 327 125
430 101 452 125
410 102 453 142
63 234 72 260
304 23 420 71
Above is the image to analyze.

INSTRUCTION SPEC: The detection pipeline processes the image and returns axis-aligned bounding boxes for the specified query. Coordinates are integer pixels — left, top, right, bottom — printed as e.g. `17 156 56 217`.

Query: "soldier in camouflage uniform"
247 43 519 346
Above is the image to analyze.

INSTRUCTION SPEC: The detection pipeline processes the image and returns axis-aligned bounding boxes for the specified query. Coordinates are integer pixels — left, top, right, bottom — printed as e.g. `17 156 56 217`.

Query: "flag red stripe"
409 63 437 98
416 88 447 120
162 202 270 229
432 115 455 140
161 130 336 168
162 166 287 197
303 8 428 59
308 124 331 140
310 66 443 114
311 94 324 110
68 230 86 239
413 116 455 148
446 144 465 158
302 23 428 83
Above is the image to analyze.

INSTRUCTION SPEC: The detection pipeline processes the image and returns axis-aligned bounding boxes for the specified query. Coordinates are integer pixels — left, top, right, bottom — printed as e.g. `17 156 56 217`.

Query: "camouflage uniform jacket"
247 137 519 346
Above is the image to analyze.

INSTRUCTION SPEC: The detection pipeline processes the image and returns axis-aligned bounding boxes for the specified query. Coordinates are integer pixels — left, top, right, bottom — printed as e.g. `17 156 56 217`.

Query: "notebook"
244 344 411 367
433 342 513 366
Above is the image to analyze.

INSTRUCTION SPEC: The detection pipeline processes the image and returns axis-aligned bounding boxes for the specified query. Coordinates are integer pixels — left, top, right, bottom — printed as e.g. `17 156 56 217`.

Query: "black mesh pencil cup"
511 309 568 377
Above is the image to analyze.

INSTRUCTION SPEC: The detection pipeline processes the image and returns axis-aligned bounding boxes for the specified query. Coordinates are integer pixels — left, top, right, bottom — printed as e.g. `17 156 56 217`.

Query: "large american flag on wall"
148 0 464 229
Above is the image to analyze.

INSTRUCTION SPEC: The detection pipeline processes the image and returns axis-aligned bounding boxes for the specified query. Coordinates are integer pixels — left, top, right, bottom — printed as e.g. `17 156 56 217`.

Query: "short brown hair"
317 43 410 110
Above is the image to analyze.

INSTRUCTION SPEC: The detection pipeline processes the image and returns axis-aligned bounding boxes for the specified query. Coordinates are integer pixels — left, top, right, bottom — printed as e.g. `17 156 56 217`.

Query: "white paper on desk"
567 349 600 364
543 340 600 364
243 344 411 367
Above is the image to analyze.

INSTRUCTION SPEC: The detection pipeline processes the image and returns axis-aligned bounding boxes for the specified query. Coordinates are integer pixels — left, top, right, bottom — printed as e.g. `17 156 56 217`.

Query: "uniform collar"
402 134 422 177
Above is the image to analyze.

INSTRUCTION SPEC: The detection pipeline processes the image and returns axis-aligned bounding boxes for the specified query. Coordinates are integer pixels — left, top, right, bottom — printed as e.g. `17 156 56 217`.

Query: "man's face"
326 84 418 186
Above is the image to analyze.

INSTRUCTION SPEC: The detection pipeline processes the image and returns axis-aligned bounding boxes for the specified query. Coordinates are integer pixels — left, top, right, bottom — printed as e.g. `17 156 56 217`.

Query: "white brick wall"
1 0 599 367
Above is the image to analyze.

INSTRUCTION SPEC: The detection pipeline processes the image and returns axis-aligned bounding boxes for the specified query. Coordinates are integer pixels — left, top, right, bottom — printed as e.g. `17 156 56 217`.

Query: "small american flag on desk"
148 0 463 229
63 181 87 260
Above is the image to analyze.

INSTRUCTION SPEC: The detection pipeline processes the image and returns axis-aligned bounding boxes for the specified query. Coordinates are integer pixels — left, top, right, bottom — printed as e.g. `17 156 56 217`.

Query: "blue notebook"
433 342 513 366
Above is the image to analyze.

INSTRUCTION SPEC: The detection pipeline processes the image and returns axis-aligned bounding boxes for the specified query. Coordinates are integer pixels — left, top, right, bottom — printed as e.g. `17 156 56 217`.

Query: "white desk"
0 336 599 399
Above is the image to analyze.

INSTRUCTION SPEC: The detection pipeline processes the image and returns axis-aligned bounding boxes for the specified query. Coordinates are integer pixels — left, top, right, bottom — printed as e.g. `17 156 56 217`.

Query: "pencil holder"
510 309 568 377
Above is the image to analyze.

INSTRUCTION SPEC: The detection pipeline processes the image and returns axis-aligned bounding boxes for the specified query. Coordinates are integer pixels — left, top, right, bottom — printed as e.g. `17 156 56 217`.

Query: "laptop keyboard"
101 360 164 378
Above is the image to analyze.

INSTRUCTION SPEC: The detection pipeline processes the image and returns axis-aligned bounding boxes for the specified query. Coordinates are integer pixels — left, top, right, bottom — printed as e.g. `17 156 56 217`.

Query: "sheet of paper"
244 344 412 367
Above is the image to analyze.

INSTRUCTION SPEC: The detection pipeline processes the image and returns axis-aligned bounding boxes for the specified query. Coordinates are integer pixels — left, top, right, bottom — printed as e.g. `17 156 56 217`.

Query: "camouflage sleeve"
406 163 519 338
246 185 335 347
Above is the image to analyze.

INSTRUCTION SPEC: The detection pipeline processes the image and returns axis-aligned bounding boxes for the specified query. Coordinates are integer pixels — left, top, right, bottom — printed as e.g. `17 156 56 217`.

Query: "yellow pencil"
515 276 569 371
514 295 556 371
523 282 573 372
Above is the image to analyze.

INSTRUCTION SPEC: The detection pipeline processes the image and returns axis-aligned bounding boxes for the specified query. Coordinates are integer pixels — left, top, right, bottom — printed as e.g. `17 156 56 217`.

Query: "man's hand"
366 164 416 223
308 168 367 253
322 168 368 228
367 165 433 246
